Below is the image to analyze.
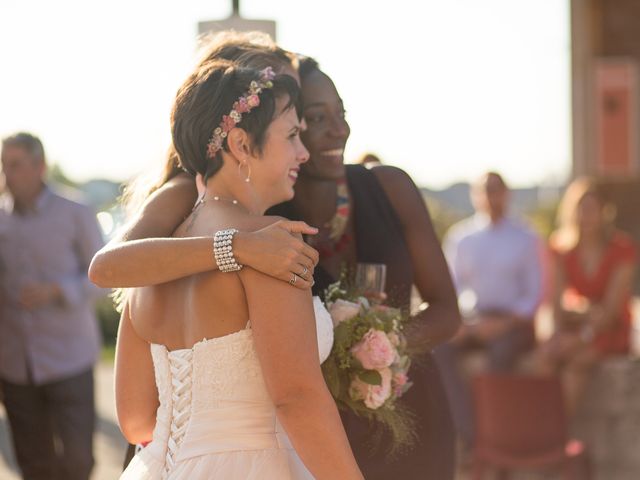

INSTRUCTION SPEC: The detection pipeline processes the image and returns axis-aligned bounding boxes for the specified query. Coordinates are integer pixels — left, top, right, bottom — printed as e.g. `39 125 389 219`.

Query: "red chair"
471 374 591 480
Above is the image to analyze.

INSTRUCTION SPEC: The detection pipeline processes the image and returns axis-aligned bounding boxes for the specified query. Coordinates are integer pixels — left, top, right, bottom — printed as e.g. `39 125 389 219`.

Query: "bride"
116 59 362 479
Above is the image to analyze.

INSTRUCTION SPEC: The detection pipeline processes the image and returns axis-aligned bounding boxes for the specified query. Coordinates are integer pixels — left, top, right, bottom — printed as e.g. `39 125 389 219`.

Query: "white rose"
328 299 361 327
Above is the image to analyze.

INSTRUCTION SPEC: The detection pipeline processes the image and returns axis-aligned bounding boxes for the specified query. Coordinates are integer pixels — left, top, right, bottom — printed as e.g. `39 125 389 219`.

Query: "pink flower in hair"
207 137 223 157
205 66 276 160
261 66 276 80
247 94 260 108
221 115 236 132
235 97 250 113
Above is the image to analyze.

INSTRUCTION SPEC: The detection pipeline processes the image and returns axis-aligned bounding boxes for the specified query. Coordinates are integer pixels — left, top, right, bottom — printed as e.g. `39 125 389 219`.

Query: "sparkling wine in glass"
355 263 387 302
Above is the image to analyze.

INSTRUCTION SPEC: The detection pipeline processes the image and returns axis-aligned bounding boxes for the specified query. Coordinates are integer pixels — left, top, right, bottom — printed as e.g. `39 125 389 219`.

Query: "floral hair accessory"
206 66 276 160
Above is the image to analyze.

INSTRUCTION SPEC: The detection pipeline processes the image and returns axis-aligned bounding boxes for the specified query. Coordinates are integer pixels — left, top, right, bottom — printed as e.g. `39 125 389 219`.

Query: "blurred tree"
96 296 119 350
422 193 465 242
48 162 77 188
524 200 559 240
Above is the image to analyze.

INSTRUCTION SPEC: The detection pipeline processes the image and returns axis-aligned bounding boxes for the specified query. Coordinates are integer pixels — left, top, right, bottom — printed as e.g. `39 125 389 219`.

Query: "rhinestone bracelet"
213 229 243 273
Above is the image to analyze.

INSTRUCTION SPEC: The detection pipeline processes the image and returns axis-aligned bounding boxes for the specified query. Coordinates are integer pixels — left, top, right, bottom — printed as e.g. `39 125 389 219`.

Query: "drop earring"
238 162 251 183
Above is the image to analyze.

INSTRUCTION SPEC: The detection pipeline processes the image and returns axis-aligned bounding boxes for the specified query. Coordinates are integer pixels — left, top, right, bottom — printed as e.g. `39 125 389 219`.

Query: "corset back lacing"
163 350 193 478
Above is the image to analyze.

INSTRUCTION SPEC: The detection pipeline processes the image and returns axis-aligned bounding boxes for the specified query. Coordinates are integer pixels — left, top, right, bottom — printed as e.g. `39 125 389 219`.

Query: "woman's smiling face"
250 95 309 207
299 69 350 180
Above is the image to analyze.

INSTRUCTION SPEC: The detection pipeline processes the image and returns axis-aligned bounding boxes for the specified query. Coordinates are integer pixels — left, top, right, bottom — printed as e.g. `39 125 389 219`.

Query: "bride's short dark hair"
171 60 300 182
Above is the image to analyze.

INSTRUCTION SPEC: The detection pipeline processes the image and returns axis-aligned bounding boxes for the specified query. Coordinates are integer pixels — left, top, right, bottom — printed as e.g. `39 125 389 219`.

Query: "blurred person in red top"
537 177 637 415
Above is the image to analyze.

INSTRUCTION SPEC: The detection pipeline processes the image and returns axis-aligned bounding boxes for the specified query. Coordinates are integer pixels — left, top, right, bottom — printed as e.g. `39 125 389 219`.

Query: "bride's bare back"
128 203 281 351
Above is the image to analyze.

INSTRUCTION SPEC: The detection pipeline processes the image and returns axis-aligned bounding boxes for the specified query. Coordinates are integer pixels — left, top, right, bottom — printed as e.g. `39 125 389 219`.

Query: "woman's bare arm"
590 262 635 332
89 174 319 288
551 255 564 327
550 252 596 329
373 166 461 352
240 266 362 480
550 253 577 328
114 300 159 444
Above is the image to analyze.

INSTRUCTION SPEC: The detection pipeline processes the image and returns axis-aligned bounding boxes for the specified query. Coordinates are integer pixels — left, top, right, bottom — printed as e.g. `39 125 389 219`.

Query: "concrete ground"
0 362 127 480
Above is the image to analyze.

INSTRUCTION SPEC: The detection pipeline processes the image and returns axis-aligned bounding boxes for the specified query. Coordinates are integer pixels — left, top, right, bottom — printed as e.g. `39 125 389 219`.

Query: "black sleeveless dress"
269 164 455 479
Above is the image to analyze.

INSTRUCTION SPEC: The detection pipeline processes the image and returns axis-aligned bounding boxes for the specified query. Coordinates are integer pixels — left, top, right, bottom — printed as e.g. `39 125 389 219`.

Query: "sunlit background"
5 2 640 479
0 0 571 189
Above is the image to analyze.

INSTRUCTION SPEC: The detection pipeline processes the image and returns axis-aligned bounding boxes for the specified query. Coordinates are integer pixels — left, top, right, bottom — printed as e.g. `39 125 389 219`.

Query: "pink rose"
393 372 408 387
367 368 392 409
247 94 260 107
351 329 396 370
393 371 411 397
349 368 392 410
328 299 361 327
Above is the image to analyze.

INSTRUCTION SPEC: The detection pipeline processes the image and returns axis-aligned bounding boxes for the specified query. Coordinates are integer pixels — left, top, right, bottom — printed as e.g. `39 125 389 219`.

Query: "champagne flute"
355 263 387 303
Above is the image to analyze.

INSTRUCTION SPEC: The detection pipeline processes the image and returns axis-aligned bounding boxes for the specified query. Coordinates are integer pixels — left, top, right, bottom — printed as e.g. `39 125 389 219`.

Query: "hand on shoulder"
234 216 318 290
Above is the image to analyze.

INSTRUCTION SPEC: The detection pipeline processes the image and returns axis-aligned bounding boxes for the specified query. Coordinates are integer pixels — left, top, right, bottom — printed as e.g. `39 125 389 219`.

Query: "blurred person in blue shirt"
435 172 543 448
0 132 104 480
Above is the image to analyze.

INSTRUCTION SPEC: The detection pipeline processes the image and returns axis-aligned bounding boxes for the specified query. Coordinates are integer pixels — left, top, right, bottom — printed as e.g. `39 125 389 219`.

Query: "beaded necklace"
308 178 352 258
187 192 250 231
193 193 242 210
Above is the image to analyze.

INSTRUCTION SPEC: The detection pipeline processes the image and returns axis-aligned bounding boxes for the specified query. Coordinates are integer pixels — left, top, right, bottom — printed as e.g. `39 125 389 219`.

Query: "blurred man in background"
0 132 104 480
435 171 543 447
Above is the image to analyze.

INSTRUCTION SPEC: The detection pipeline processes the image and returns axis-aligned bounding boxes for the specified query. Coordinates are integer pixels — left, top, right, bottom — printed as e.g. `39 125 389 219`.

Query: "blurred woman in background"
537 177 636 415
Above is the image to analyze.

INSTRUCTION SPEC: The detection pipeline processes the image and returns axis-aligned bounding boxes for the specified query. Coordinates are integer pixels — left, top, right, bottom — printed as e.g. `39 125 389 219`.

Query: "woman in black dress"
270 57 460 479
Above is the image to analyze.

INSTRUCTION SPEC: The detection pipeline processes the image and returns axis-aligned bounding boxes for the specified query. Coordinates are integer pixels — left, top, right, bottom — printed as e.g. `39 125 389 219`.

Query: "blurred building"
198 0 276 40
571 0 640 255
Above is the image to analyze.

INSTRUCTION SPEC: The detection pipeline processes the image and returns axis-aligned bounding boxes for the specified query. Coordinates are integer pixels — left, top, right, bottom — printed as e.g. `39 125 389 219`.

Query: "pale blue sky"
0 0 571 188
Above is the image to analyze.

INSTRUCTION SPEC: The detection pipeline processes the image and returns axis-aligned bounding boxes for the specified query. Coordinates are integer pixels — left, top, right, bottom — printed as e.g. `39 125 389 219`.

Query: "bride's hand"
234 220 319 289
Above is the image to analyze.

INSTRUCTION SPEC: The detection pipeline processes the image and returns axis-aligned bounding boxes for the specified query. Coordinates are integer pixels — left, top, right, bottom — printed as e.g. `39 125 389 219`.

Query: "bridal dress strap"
163 350 193 478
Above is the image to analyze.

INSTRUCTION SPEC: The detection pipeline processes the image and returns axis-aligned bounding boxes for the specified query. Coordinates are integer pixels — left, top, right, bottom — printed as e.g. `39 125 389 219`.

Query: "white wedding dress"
120 297 334 479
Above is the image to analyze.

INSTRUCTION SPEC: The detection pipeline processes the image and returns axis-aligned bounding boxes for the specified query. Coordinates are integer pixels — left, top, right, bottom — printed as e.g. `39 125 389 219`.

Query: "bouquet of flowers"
321 277 416 452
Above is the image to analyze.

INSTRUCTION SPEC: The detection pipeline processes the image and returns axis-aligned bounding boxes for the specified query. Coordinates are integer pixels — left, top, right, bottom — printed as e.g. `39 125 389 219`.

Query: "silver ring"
301 266 308 278
289 274 298 286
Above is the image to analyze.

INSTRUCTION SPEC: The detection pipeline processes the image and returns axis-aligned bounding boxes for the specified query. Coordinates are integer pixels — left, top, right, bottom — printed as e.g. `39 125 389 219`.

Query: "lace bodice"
143 296 333 478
